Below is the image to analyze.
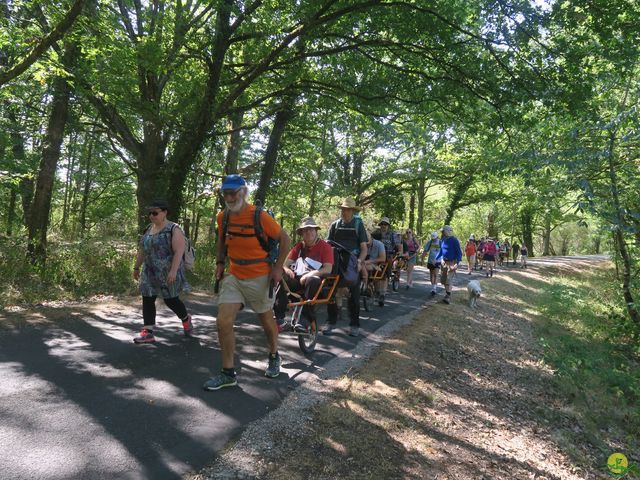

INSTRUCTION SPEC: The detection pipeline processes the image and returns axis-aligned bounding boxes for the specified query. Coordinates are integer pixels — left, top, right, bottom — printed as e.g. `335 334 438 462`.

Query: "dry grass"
255 259 637 480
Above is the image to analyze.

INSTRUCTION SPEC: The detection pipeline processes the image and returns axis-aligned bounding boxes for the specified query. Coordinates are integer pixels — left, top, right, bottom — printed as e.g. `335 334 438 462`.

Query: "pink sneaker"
133 328 156 344
182 315 193 337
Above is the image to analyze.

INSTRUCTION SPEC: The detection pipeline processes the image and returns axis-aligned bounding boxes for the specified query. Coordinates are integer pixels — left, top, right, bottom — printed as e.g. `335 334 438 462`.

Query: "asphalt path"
0 262 521 480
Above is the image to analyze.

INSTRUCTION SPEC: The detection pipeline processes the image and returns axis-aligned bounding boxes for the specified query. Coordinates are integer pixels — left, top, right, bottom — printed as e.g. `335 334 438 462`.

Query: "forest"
0 0 638 337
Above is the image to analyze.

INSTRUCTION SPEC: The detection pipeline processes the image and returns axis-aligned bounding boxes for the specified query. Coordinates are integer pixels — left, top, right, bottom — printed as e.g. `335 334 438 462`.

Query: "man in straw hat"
436 225 462 304
324 197 368 337
204 174 290 391
273 217 334 333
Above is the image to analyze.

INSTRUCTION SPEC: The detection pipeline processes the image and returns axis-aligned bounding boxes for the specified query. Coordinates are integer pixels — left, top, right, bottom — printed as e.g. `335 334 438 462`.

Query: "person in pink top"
483 237 497 277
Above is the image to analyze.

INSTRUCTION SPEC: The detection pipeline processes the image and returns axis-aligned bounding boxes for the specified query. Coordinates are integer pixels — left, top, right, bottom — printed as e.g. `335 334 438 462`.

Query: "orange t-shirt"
217 204 282 279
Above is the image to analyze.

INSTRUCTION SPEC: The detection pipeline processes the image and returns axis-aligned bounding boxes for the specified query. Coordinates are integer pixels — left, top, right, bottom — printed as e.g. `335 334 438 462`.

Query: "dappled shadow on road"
0 296 335 479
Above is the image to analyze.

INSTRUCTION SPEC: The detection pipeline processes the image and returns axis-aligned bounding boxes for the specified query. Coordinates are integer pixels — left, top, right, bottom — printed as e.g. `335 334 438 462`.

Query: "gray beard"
225 199 245 213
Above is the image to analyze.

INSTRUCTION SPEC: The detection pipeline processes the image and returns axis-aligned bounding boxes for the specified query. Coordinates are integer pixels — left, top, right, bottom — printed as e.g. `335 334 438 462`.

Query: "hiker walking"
323 197 368 337
436 225 462 304
203 175 290 391
132 199 193 344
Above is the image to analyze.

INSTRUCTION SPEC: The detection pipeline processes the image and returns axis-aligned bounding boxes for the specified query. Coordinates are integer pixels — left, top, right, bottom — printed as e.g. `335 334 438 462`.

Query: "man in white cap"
203 174 290 391
421 231 441 296
436 225 462 304
325 197 368 336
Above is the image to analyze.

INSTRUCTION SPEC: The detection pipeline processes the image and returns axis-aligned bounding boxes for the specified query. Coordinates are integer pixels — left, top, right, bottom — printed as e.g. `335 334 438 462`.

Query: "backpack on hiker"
221 204 279 265
171 224 196 270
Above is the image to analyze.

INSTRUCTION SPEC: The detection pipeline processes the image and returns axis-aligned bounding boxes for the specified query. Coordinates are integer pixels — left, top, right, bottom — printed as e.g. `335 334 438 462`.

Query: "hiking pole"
214 274 222 294
269 279 274 299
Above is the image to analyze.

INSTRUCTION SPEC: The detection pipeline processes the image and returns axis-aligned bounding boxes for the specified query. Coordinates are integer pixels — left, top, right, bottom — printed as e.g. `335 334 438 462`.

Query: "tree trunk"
542 213 551 256
487 209 498 239
254 106 294 206
6 187 16 236
61 132 78 232
165 0 233 220
606 130 639 326
444 174 474 225
521 208 534 257
224 110 243 174
78 136 94 237
416 177 426 238
408 191 415 231
27 42 78 263
7 109 34 229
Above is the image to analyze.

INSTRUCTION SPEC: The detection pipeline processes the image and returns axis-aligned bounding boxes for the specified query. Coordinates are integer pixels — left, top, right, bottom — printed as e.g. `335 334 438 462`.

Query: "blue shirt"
436 236 462 263
367 239 385 261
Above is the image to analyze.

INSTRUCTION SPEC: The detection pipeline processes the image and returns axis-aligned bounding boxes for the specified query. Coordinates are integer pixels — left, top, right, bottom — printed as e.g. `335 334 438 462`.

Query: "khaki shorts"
440 262 456 286
217 273 273 314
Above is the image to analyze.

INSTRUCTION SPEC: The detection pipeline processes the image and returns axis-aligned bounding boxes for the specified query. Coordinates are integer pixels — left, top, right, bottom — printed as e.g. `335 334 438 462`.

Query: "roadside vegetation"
244 258 639 480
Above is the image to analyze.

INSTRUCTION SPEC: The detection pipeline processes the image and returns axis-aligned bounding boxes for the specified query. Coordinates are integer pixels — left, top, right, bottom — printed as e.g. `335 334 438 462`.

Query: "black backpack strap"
253 206 270 253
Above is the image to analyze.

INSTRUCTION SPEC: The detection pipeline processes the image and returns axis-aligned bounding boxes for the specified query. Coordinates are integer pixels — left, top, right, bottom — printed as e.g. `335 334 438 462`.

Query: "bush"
0 236 138 306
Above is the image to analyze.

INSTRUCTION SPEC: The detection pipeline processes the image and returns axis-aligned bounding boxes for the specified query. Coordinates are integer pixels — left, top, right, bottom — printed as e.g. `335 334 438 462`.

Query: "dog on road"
467 280 481 308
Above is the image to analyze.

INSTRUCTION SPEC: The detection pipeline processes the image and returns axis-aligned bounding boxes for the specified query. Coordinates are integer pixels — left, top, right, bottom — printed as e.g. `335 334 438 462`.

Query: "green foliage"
535 265 640 456
0 236 137 306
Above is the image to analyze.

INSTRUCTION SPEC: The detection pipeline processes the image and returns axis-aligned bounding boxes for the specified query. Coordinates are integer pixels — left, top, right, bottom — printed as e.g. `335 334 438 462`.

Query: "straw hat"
296 217 321 234
337 197 361 211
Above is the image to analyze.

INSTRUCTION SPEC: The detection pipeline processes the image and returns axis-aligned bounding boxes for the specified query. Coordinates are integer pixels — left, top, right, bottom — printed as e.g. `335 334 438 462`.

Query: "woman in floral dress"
132 200 193 343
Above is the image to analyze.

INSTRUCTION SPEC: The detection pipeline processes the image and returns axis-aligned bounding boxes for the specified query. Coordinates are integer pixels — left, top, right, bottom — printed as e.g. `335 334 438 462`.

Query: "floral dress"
139 222 190 298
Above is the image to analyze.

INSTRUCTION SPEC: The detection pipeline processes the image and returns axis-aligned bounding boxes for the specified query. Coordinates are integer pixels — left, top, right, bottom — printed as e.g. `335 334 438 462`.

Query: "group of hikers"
132 174 529 391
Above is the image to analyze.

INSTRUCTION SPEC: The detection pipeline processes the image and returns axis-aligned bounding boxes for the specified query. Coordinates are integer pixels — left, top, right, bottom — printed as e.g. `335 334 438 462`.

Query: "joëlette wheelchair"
360 260 389 311
274 247 345 354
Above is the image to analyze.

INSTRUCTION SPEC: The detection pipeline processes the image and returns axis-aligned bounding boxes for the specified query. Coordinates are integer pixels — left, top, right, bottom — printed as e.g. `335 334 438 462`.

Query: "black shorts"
483 254 495 262
427 262 440 271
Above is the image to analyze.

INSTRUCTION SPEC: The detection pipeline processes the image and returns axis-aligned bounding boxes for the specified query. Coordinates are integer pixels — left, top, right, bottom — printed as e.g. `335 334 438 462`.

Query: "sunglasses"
148 210 163 216
222 188 242 197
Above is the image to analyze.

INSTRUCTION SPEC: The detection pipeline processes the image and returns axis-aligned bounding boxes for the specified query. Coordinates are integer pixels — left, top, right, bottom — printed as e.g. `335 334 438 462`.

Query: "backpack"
221 205 279 265
328 240 359 287
170 224 196 270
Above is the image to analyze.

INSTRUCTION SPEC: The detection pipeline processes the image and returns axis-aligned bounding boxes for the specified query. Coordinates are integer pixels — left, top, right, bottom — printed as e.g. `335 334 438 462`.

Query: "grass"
534 262 640 467
237 258 640 480
0 237 219 308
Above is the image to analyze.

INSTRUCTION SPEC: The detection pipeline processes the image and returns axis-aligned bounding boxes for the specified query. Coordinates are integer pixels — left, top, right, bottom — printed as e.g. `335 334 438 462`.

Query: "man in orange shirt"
203 174 290 391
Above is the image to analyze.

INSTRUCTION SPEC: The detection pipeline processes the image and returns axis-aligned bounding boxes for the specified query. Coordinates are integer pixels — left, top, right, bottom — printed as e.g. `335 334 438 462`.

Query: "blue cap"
221 174 246 190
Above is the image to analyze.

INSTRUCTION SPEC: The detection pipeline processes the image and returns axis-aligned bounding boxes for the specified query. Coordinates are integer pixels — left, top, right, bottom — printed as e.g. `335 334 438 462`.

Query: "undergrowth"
0 236 219 307
535 262 639 473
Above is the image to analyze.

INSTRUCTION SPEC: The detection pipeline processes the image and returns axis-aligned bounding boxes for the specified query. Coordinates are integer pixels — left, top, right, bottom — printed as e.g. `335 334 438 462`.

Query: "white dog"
467 280 482 308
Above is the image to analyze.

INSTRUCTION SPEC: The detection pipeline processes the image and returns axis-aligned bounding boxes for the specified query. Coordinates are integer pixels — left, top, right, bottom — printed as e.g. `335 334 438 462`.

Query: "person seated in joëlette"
273 217 333 333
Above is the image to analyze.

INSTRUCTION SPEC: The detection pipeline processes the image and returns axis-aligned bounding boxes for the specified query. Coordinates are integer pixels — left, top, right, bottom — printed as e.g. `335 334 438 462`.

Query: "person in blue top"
436 225 462 304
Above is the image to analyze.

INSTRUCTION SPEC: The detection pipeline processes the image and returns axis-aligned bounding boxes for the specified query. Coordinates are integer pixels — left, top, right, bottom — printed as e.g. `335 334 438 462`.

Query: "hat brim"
338 204 361 211
297 225 320 234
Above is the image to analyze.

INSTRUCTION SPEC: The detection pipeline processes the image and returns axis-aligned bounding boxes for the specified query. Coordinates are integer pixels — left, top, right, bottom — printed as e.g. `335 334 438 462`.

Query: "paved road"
0 262 531 480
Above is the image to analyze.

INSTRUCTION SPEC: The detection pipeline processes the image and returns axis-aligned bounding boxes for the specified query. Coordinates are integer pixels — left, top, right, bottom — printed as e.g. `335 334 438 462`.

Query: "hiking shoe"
322 323 336 335
182 315 193 337
431 290 436 296
442 295 451 304
133 328 156 344
490 270 493 277
378 294 385 307
203 371 238 391
348 327 360 337
265 354 281 378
